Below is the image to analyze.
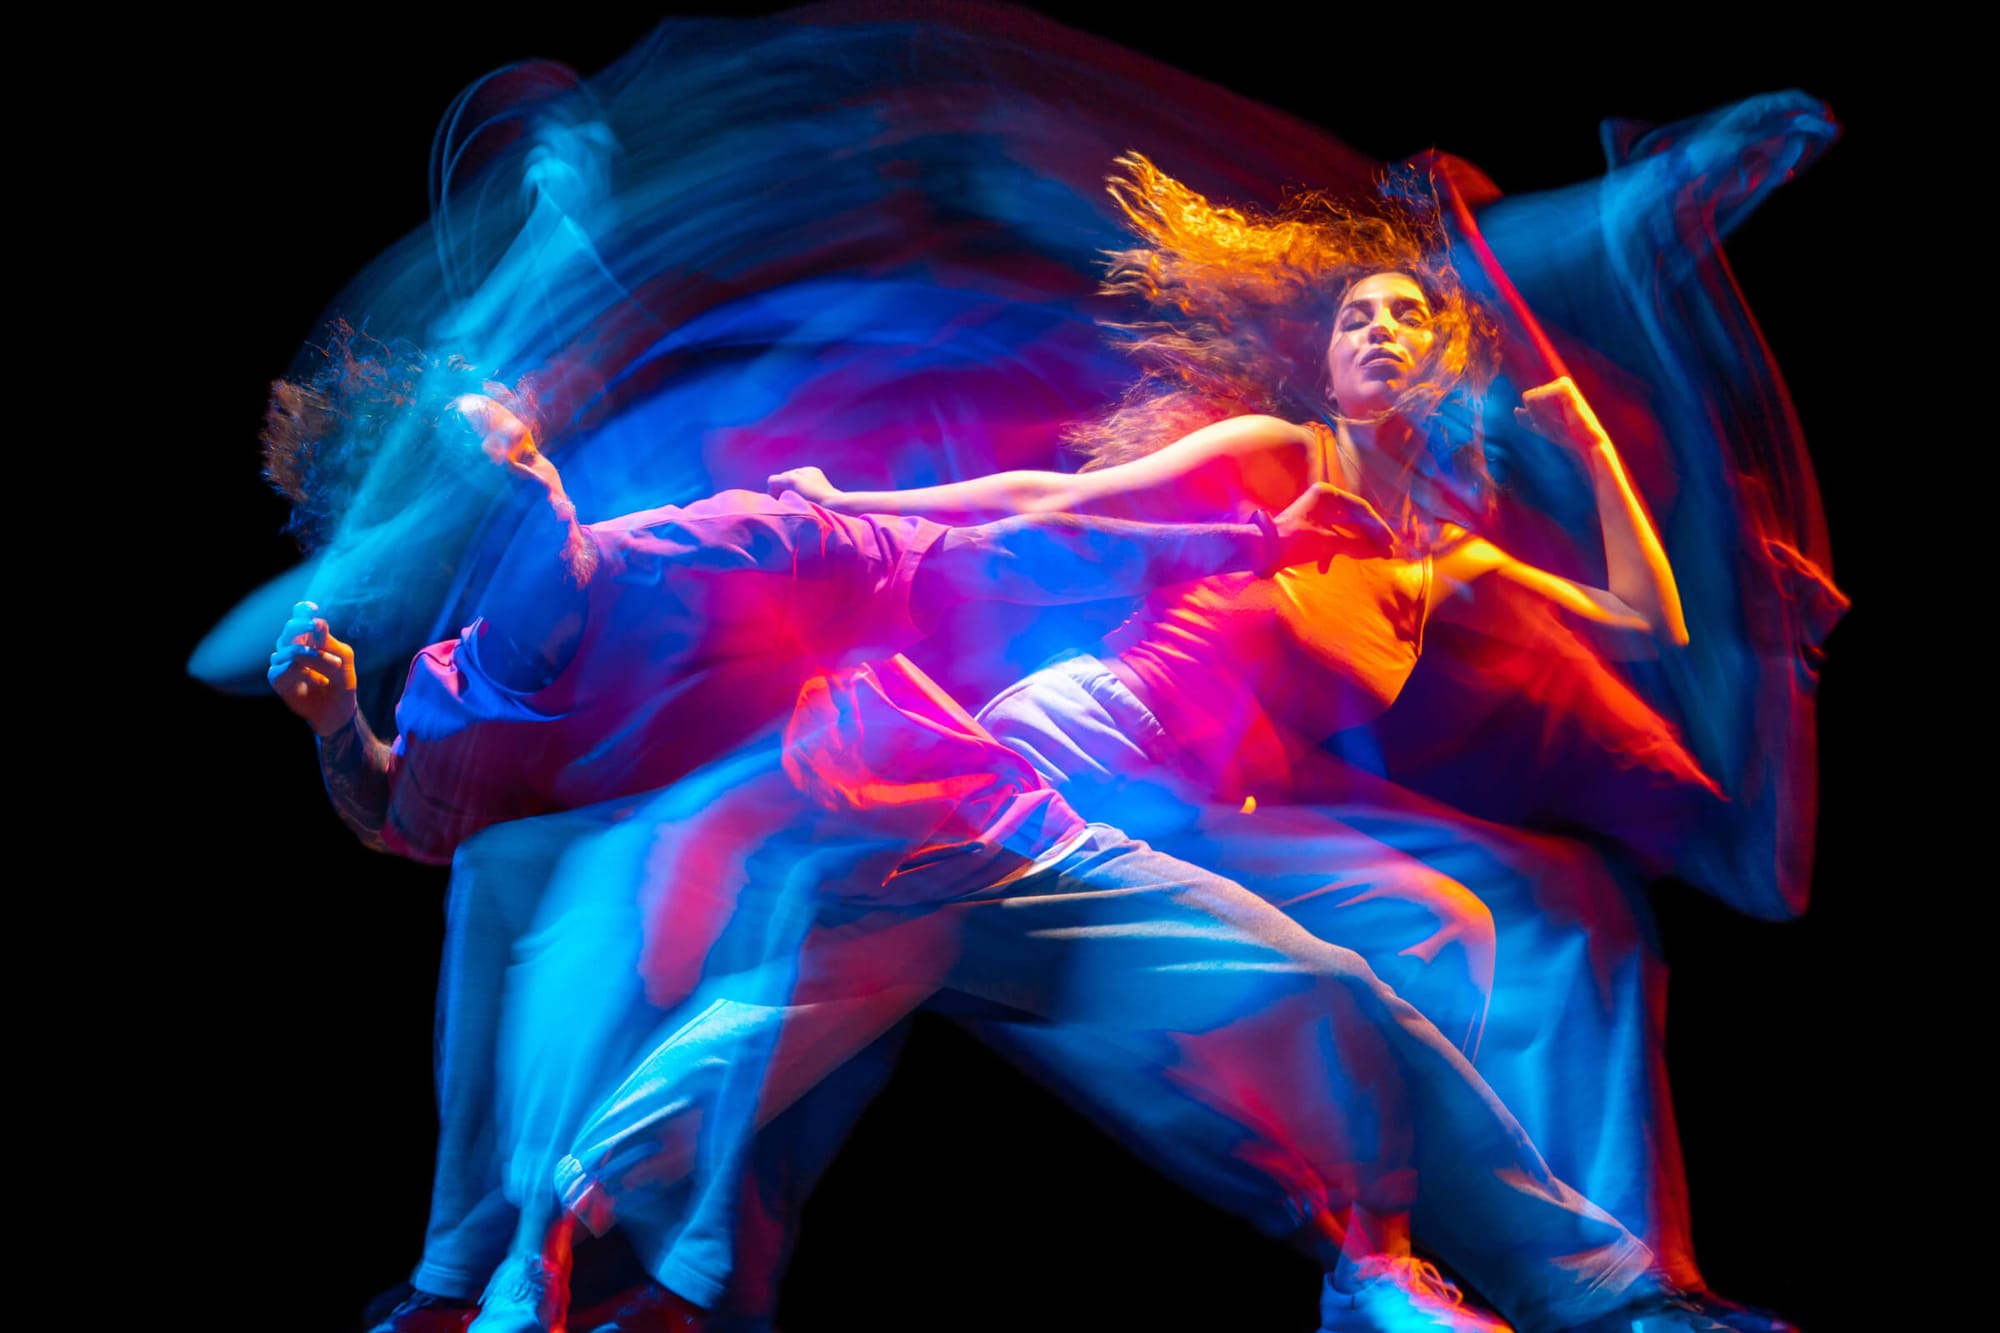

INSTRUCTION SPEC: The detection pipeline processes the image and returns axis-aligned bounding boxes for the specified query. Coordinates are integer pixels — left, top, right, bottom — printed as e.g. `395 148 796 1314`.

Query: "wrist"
311 700 359 740
1578 434 1618 467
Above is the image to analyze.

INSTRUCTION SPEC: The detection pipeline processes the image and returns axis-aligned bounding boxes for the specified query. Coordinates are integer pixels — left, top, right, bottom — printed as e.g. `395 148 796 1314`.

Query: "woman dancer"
764 152 1806 1322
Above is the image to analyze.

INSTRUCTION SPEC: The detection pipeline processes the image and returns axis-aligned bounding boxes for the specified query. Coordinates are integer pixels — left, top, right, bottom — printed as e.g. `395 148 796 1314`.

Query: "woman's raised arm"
1434 377 1690 652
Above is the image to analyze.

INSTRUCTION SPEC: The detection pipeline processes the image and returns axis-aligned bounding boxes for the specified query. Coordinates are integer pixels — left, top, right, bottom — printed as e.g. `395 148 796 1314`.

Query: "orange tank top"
1102 421 1433 799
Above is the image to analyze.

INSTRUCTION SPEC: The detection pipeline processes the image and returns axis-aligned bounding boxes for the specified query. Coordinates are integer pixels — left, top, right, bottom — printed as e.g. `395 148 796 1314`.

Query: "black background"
146 10 1898 1331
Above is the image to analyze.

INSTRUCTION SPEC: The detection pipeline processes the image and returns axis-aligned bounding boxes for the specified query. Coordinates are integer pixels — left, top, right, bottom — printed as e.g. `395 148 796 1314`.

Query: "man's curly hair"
1063 154 1500 503
261 320 539 552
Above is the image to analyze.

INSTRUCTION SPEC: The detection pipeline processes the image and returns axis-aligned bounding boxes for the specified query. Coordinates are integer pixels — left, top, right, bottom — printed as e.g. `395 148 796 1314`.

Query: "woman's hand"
768 465 843 508
1271 482 1398 572
1516 376 1610 453
268 600 359 736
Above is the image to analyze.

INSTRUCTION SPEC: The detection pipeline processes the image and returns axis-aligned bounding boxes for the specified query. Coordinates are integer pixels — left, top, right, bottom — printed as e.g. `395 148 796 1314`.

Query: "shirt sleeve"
593 490 952 661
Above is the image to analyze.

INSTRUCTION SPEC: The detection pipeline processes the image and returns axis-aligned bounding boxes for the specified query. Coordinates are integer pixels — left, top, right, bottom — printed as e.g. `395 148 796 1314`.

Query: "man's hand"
767 465 843 508
1272 482 1398 572
268 600 359 736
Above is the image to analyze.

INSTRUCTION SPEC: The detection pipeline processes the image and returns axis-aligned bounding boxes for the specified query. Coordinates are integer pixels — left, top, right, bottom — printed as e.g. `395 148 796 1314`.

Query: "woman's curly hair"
1063 154 1500 502
261 320 541 552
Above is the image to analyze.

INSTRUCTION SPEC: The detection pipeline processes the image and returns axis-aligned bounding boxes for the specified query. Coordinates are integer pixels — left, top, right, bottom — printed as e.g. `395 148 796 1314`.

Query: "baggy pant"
544 809 1652 1333
980 655 1696 1284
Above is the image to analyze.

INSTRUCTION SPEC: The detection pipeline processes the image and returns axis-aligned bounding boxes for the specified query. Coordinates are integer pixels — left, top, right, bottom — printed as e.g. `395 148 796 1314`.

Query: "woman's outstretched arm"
770 414 1319 525
914 481 1397 616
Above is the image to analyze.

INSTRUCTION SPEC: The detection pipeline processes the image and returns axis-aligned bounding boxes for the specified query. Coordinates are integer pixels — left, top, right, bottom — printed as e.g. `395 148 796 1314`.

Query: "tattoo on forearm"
317 712 395 852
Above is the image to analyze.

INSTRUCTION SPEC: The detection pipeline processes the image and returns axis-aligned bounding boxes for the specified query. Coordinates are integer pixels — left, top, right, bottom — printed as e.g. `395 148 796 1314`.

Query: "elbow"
1605 591 1687 647
1584 599 1678 661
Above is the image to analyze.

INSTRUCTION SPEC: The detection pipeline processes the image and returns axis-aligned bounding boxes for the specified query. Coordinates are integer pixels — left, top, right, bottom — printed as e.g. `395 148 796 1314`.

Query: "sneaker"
1321 1256 1513 1331
1688 1288 1800 1328
468 1253 570 1333
364 1285 477 1333
585 1281 717 1332
1566 1285 1794 1332
1673 1288 1799 1333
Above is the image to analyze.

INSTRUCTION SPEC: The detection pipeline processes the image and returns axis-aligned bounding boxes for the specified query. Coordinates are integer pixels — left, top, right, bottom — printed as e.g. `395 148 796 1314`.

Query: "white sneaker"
468 1253 571 1333
1320 1256 1513 1332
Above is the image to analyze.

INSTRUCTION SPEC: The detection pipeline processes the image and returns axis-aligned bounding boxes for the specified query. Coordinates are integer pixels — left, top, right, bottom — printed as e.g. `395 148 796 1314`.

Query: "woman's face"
1325 272 1436 419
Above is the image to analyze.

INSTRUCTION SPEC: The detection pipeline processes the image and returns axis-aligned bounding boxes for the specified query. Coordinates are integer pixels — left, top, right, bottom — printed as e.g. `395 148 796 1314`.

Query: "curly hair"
261 320 542 552
1063 154 1500 505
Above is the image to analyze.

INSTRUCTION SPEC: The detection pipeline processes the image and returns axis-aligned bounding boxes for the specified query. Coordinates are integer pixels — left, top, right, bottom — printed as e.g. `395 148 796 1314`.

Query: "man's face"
444 391 537 469
441 390 568 501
